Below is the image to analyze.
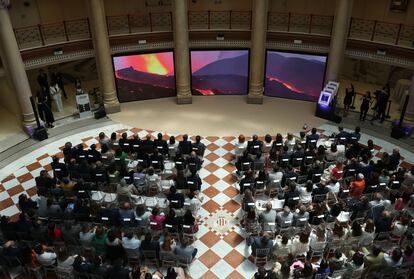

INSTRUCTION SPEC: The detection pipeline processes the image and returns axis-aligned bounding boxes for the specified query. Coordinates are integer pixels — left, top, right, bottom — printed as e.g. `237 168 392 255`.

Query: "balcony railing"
13 11 414 51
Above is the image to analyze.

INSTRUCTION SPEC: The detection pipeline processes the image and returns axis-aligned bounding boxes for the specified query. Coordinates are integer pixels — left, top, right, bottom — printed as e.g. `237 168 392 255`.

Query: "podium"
315 81 342 123
76 93 93 118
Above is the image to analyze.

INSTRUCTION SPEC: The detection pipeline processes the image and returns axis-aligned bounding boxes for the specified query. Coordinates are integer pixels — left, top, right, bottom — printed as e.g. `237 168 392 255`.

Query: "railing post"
229 10 232 29
106 16 110 35
309 14 313 33
267 12 270 30
63 20 69 41
149 12 153 32
208 10 211 29
395 23 402 45
86 18 92 38
287 12 291 32
170 11 173 31
348 17 353 37
371 20 377 41
127 14 132 34
250 10 253 30
38 24 45 45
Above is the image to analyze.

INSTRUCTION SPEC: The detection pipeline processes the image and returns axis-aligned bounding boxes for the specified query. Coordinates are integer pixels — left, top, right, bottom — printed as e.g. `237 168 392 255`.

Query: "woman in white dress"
49 82 63 112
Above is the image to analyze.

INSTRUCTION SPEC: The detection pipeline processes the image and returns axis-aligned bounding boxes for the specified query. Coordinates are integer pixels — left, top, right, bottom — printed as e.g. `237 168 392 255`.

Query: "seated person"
361 245 384 266
236 150 253 173
34 244 57 266
140 232 160 259
116 178 139 201
51 156 68 181
276 206 294 229
192 135 206 158
251 233 273 257
254 266 275 279
178 134 192 156
239 171 255 194
247 134 263 156
164 209 183 233
174 238 198 262
149 149 164 171
384 248 403 267
350 174 366 198
149 207 166 231
258 202 277 231
167 186 185 209
140 134 154 155
186 151 202 172
153 133 168 156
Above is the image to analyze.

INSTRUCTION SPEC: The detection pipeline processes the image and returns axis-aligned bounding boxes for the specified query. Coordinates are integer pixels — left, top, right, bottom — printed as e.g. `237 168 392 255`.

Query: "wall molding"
18 39 414 72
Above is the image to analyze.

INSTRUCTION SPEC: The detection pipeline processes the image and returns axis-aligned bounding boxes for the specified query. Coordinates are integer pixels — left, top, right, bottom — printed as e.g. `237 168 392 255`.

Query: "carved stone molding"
22 39 414 70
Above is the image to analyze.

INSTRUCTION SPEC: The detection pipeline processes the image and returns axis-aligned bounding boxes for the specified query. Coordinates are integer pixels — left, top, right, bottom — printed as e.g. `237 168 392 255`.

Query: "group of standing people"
342 83 390 124
36 69 68 128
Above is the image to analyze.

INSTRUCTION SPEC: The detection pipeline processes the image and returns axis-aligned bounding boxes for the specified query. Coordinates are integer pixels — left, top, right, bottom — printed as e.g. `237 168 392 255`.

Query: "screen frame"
263 49 329 102
112 49 177 102
189 48 251 96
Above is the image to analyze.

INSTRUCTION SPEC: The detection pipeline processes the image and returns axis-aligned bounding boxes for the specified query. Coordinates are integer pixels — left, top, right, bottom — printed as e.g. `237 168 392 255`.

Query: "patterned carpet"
0 123 413 279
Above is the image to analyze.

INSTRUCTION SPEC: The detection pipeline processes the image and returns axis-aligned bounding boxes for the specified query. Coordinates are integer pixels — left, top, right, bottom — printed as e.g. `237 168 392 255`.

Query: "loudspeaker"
391 126 405 139
33 127 48 141
94 107 107 119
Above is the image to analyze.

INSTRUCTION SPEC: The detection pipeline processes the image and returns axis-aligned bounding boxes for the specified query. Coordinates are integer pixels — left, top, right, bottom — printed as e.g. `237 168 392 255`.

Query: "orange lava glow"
267 76 304 94
143 54 169 75
196 89 215 95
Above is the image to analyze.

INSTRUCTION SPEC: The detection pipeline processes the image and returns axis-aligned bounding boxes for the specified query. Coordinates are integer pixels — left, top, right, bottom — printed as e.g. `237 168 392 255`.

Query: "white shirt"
309 232 327 251
327 182 340 194
122 236 141 249
37 252 57 266
299 187 312 203
291 237 309 256
234 141 247 157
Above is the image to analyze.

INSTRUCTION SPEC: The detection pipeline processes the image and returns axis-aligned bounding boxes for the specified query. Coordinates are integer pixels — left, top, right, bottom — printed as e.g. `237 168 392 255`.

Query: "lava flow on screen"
113 52 175 102
264 51 327 102
190 50 249 95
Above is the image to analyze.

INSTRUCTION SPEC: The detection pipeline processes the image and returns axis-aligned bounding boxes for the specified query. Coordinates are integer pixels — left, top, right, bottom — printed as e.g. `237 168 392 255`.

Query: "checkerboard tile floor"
0 123 413 279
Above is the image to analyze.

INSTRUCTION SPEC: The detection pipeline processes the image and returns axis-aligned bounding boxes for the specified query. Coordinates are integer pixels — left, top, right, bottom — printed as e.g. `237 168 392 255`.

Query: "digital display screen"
190 50 249 95
264 51 327 102
113 51 175 102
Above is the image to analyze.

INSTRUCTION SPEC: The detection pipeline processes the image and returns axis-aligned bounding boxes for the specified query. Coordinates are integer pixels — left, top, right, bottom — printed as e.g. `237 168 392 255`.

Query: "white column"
87 0 120 113
247 0 269 104
404 73 414 122
172 0 192 104
325 0 354 83
0 0 36 131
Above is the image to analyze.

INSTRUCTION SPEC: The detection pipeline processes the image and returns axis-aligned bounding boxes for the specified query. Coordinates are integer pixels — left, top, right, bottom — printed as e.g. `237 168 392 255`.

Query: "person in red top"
331 161 344 180
149 206 166 231
350 173 365 198
47 222 63 243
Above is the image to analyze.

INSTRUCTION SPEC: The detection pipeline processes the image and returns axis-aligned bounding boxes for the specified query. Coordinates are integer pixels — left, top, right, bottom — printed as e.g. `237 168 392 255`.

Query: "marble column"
325 0 354 83
87 0 120 113
0 0 36 131
404 73 414 122
247 0 269 104
172 0 192 104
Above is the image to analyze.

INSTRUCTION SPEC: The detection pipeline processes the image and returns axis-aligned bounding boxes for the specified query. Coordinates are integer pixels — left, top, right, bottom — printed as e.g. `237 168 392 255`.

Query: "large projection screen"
264 51 327 102
190 49 249 95
113 51 175 102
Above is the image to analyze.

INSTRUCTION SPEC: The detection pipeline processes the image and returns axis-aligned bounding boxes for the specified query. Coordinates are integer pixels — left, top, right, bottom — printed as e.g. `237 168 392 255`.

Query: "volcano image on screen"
190 50 249 95
113 52 175 102
264 51 327 102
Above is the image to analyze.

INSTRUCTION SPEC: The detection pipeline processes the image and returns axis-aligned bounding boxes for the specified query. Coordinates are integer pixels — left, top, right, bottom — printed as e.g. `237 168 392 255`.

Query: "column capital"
0 0 10 9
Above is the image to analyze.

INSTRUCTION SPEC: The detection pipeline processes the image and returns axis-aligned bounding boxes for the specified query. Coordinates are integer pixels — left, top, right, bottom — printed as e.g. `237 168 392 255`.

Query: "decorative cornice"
21 39 414 70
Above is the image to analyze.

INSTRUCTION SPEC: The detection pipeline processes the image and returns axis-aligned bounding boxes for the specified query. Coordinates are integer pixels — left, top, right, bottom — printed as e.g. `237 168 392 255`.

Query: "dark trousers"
360 107 368 121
